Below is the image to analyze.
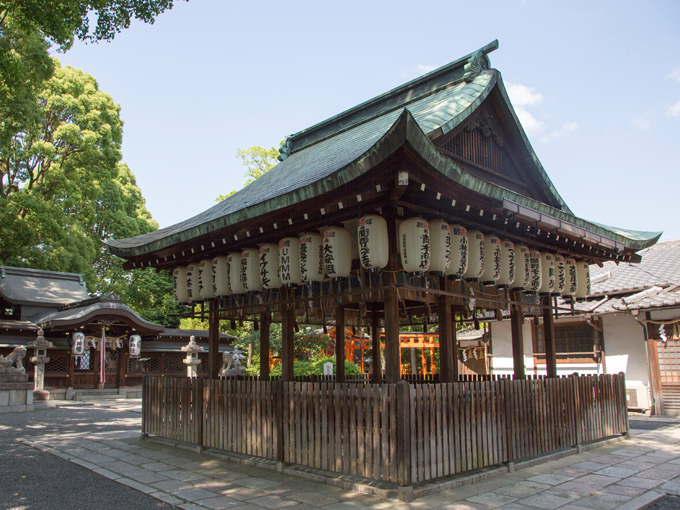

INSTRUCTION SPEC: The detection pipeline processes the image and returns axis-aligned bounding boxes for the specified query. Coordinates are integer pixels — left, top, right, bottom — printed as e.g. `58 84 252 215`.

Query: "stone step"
74 389 120 395
74 394 124 401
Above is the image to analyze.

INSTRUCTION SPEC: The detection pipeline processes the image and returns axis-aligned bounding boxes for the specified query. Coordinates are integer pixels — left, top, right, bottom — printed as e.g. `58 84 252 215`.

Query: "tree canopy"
215 144 279 202
0 59 182 324
0 0 184 50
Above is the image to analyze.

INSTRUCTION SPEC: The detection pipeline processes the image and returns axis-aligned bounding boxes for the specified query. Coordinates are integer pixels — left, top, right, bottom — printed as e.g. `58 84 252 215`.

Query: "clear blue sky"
57 0 680 241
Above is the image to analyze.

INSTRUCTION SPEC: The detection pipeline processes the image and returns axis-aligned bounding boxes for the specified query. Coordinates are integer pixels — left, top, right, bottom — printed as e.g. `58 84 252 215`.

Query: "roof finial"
278 136 293 161
464 39 499 83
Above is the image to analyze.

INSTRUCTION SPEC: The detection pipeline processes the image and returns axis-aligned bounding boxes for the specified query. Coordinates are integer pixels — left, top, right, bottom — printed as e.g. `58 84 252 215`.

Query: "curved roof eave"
34 302 165 334
106 72 499 259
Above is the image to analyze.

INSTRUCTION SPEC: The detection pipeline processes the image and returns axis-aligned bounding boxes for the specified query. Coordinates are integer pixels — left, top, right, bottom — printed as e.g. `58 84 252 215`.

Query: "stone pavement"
16 414 680 510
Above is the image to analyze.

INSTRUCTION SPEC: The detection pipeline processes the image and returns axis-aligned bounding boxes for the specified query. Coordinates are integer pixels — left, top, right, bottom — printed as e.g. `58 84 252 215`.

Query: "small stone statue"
0 346 27 374
219 347 245 378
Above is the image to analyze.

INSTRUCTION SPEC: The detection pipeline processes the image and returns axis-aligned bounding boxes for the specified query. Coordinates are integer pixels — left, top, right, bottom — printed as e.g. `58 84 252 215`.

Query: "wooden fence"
142 373 628 485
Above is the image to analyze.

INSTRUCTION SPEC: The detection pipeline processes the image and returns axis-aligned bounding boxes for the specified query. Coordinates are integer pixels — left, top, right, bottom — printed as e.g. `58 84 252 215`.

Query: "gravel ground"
0 404 172 510
646 495 680 509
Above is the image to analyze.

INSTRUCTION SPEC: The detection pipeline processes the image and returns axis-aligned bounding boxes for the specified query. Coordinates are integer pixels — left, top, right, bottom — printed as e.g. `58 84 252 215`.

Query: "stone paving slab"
17 418 680 510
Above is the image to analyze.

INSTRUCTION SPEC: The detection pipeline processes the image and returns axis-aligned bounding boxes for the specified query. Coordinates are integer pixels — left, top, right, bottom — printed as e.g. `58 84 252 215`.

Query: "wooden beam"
336 306 345 383
208 305 220 379
259 312 270 381
510 290 526 380
542 295 557 378
371 312 381 383
438 276 455 383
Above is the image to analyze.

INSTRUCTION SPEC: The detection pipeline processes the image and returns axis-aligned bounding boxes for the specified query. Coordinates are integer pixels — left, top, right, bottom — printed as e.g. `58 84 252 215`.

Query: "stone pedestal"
0 345 32 412
0 382 34 413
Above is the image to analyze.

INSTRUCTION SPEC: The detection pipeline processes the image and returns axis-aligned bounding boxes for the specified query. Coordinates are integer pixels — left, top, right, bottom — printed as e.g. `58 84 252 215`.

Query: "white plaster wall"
489 320 533 377
600 313 650 409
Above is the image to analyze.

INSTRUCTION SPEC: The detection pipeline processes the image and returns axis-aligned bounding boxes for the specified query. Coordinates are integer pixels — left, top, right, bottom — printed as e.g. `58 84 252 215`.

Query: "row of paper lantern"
70 332 142 358
172 215 591 303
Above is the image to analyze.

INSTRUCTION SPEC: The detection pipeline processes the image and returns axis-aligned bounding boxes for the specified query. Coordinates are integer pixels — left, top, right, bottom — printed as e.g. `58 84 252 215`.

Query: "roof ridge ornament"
278 136 293 161
464 39 499 83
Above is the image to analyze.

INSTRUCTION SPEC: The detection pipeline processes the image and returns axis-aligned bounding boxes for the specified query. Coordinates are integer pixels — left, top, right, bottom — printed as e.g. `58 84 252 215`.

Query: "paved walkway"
14 408 680 510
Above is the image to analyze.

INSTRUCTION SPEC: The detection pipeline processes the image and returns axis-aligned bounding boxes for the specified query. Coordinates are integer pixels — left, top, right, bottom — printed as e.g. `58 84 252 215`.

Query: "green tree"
0 60 164 312
215 145 279 202
0 1 185 50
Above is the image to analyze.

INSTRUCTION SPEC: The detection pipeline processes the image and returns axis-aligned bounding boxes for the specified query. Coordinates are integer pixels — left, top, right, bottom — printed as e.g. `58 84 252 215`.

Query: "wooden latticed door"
651 329 680 415
72 347 119 389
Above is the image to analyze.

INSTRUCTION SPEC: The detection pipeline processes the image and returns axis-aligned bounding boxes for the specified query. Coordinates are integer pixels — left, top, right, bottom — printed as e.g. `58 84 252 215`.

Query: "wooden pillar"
384 288 401 383
208 305 220 379
335 306 345 383
542 295 558 378
510 291 526 380
281 291 295 382
438 277 456 382
384 204 401 384
259 312 270 381
117 346 127 388
371 312 381 383
67 350 75 389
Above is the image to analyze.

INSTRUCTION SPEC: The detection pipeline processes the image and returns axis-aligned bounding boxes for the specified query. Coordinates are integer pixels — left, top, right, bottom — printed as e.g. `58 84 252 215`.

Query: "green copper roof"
106 43 660 259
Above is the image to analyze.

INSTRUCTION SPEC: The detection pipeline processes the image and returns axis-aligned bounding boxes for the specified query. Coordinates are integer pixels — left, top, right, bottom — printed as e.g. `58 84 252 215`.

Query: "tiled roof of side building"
0 266 89 307
563 238 680 314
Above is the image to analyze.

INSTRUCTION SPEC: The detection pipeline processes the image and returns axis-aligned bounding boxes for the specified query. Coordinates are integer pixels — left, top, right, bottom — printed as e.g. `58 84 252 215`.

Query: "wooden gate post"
274 380 284 464
396 380 412 485
510 291 526 380
542 296 558 378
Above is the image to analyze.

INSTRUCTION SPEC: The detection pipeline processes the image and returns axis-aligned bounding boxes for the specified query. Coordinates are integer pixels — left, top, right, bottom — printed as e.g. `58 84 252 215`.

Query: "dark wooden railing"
142 373 628 485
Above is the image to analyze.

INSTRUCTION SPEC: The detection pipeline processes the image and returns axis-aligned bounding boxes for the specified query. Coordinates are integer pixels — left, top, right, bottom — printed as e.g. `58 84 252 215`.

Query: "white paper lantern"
399 217 430 273
129 334 141 358
343 218 360 261
259 244 282 289
553 255 566 296
212 256 231 296
71 332 85 356
538 252 556 294
562 258 578 297
198 259 217 299
279 237 302 285
524 250 542 292
428 219 451 274
512 244 530 290
241 248 262 292
357 214 388 270
497 240 515 287
480 235 502 284
463 230 485 279
227 252 246 294
172 266 189 303
446 225 468 278
575 261 591 300
186 263 201 301
299 233 324 283
323 227 352 278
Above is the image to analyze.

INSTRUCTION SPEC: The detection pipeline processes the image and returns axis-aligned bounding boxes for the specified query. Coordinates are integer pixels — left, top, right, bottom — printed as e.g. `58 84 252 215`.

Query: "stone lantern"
181 336 204 379
27 329 53 401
